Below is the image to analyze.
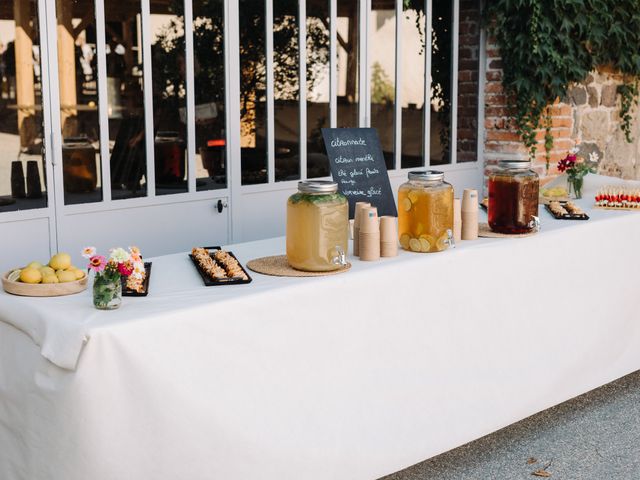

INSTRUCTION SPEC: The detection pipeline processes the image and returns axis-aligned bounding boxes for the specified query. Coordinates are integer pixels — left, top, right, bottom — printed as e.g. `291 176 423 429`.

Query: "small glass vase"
568 176 584 199
93 273 122 310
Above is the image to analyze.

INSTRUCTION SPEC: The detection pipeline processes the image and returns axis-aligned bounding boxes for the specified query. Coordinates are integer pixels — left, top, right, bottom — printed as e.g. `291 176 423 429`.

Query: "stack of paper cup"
359 206 380 261
461 189 479 240
453 198 462 243
379 216 398 257
353 202 371 256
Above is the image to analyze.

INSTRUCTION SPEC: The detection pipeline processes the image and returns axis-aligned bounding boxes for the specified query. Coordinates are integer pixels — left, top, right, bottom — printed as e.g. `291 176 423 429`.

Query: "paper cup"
462 189 478 212
379 216 397 243
353 202 371 256
359 231 380 261
461 189 478 240
380 241 398 258
359 206 379 234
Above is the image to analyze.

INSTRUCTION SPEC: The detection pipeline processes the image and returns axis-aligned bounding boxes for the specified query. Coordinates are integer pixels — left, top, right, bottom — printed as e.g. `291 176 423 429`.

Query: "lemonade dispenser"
286 181 349 271
398 170 454 253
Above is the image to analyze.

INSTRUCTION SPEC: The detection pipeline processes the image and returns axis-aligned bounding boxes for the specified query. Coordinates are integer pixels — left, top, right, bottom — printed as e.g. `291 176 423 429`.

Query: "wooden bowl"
2 270 88 297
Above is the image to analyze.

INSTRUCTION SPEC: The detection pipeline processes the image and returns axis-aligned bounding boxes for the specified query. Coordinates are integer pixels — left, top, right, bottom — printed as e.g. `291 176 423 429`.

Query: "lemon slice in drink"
409 238 422 252
402 198 412 212
419 234 435 253
407 190 420 204
7 269 21 282
399 233 411 250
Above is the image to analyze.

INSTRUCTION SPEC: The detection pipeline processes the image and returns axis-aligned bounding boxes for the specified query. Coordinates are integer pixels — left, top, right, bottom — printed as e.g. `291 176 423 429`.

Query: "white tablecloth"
1 174 640 480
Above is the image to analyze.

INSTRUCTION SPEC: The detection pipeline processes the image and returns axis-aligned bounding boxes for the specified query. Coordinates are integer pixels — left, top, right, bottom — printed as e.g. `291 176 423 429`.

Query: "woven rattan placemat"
478 223 538 239
246 255 351 277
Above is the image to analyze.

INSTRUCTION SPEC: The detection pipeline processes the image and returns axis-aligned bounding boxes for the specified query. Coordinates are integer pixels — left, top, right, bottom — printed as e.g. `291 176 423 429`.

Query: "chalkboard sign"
322 128 398 219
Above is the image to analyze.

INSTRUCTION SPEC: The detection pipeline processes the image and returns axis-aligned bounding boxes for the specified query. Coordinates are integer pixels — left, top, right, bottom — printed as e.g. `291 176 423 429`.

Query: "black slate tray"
545 201 589 220
122 262 152 296
189 246 252 286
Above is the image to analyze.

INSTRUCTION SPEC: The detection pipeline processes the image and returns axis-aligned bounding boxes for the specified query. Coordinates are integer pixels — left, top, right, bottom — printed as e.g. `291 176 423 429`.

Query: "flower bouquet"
557 147 598 199
82 246 143 310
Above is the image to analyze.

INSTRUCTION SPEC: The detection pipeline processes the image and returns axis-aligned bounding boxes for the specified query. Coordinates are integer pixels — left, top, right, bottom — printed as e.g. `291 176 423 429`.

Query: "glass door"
44 0 230 258
0 0 57 272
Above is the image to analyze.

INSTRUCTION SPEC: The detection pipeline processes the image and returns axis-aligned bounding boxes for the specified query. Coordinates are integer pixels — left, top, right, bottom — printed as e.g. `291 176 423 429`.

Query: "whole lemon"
27 261 43 269
49 253 72 271
72 269 85 280
56 270 77 283
42 274 59 284
20 267 42 284
40 266 55 276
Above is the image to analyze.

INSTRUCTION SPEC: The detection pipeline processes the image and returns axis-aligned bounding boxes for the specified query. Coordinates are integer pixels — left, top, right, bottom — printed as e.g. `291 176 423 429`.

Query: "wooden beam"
73 12 95 39
56 0 78 136
13 0 36 149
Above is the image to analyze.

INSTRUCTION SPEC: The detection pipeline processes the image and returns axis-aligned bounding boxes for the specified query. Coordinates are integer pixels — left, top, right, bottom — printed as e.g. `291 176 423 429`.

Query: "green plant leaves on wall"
485 0 640 160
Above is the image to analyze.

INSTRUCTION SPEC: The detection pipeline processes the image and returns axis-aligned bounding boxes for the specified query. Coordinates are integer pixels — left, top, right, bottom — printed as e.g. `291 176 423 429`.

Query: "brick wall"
456 0 481 163
481 36 640 183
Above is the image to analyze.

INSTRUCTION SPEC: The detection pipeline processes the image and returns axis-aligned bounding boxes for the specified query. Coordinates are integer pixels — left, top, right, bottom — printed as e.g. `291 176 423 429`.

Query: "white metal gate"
0 0 483 271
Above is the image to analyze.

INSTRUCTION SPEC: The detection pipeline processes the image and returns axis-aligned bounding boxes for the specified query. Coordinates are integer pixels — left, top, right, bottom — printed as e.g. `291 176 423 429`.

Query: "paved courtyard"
383 370 640 479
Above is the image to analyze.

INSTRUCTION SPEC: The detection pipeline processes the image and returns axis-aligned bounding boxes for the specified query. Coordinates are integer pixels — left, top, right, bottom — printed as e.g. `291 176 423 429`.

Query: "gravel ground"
382 370 640 480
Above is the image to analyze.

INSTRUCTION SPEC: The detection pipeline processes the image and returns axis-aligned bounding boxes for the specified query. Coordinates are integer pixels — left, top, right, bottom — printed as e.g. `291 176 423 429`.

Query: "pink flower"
88 255 107 272
118 261 133 277
557 154 577 173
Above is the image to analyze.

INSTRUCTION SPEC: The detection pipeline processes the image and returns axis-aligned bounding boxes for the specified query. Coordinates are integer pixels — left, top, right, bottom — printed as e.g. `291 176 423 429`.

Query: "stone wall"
482 38 640 183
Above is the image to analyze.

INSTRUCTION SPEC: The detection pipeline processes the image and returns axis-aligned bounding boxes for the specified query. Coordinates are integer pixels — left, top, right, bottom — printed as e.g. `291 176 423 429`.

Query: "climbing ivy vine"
485 0 640 165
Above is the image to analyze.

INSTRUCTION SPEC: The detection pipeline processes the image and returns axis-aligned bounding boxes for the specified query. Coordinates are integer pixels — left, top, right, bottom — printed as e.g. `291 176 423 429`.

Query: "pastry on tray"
192 247 249 281
548 201 568 216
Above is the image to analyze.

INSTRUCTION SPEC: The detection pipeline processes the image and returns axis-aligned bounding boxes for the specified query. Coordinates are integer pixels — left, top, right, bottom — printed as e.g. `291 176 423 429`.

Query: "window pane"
401 4 426 169
193 0 226 191
274 0 300 182
430 0 453 166
370 0 395 170
240 0 267 185
337 0 358 128
151 2 188 195
57 0 103 205
105 1 149 200
456 0 480 163
0 1 47 212
306 0 330 179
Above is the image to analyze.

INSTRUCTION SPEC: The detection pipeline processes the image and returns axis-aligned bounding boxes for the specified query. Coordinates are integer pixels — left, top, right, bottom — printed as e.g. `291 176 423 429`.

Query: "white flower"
81 246 96 259
588 152 600 163
130 271 144 281
109 247 130 263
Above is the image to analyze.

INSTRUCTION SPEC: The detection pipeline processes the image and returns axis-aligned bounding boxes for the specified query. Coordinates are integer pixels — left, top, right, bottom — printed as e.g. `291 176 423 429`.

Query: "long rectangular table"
1 175 640 480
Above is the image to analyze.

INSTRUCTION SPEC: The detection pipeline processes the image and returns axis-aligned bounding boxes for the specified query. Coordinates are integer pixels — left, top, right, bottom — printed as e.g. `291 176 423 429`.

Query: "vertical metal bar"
37 0 59 254
393 0 401 170
266 0 275 184
423 0 432 167
359 0 368 127
227 0 242 242
476 0 486 170
95 0 112 201
299 0 307 180
140 0 156 196
184 0 197 193
41 0 65 214
329 0 337 127
450 0 460 164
